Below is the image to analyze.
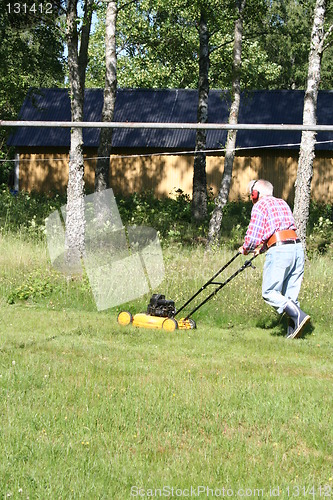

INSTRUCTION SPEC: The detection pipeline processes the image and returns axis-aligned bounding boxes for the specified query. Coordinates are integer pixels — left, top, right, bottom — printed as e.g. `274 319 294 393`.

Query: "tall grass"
0 233 332 498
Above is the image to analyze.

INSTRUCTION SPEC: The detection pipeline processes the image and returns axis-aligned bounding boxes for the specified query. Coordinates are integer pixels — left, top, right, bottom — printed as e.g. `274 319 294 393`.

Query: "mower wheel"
188 318 197 329
117 311 133 326
162 318 178 331
178 318 197 330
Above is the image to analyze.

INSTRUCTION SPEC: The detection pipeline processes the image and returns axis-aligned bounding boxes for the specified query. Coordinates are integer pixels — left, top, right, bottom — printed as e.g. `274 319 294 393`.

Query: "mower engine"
147 294 176 318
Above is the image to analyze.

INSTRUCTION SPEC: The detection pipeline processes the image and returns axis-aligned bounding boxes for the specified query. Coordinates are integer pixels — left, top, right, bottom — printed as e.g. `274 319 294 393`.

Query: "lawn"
0 233 332 499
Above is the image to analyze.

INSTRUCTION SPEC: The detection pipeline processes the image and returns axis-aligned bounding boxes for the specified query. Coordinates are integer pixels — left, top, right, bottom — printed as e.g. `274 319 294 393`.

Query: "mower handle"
174 252 259 320
244 253 259 268
174 251 241 318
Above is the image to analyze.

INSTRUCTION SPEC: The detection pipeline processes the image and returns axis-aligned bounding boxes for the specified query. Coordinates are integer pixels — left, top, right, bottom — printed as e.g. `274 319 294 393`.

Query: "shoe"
286 317 295 338
284 300 310 339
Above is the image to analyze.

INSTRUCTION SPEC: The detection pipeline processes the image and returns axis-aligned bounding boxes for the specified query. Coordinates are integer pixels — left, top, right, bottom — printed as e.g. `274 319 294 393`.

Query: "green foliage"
116 190 253 246
307 201 333 256
1 187 332 254
262 0 333 90
86 0 333 91
117 189 194 241
7 268 60 304
0 186 65 239
0 153 14 186
6 267 93 308
262 0 313 89
88 0 202 89
0 1 64 119
87 0 281 90
308 216 333 257
218 200 253 247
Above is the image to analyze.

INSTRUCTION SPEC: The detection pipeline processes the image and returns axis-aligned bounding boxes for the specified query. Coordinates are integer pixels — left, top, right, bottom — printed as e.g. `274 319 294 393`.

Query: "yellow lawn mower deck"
117 311 196 331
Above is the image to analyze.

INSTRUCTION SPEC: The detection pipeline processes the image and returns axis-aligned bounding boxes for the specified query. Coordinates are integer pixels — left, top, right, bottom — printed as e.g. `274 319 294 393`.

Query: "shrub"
0 185 65 239
1 186 332 254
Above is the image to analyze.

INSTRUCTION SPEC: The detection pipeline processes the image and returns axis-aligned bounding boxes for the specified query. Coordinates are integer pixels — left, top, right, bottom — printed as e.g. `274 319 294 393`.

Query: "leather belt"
267 229 299 249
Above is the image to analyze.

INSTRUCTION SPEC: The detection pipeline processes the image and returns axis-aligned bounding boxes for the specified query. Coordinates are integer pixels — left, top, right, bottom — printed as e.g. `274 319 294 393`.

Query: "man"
238 179 310 339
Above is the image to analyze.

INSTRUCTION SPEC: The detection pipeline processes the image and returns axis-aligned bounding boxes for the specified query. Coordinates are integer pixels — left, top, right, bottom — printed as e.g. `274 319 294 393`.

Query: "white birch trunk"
95 0 118 193
293 0 327 251
65 0 92 269
206 0 246 248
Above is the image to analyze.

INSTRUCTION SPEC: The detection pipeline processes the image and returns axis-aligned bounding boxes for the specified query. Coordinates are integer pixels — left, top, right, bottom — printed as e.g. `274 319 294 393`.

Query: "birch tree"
94 0 118 192
65 0 93 266
293 0 333 250
192 8 209 221
206 0 246 247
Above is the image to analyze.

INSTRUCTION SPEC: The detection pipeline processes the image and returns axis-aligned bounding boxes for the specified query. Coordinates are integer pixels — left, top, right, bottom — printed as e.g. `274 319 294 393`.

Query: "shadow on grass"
256 313 314 339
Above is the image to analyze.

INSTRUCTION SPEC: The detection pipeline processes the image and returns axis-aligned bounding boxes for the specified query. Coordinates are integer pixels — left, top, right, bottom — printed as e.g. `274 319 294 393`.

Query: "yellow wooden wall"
18 148 333 203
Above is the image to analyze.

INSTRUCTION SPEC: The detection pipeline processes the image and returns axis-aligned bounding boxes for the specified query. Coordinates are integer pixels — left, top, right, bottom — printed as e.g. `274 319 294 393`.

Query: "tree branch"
322 23 333 52
78 0 93 89
118 0 138 13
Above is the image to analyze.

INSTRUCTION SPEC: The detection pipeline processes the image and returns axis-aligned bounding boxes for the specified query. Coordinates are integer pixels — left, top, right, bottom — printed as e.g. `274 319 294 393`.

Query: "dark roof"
7 88 333 150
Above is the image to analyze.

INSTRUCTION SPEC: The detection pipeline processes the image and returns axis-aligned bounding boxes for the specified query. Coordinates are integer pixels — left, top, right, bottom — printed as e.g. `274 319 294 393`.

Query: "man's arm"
239 205 266 254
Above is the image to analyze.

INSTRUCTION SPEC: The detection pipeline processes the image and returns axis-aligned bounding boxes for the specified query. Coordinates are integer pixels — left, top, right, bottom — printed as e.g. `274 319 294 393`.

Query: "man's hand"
254 244 267 255
238 245 262 256
238 245 247 255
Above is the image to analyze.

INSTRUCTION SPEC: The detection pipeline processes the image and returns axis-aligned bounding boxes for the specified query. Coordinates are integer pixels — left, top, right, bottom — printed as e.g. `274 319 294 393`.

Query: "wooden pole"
2 120 333 131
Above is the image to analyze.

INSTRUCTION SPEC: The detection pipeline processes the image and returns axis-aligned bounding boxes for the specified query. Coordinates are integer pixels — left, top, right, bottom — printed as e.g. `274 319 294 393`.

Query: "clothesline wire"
1 139 333 163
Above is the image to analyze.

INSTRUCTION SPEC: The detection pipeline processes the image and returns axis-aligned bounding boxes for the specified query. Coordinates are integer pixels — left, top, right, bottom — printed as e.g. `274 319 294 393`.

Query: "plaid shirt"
243 196 297 253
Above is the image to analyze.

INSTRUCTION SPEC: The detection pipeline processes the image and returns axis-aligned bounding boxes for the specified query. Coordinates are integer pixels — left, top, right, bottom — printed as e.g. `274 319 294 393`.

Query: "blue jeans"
262 243 305 314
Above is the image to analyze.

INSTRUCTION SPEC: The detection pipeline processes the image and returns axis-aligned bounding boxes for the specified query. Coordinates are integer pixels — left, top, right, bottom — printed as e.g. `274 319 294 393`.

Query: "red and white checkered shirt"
243 196 297 253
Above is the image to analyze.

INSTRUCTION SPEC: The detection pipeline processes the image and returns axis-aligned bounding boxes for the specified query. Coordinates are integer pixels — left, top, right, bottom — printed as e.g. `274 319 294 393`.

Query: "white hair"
247 179 273 197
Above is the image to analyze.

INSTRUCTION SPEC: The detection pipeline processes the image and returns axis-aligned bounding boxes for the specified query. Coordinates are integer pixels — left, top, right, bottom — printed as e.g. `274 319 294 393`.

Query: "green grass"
0 235 332 498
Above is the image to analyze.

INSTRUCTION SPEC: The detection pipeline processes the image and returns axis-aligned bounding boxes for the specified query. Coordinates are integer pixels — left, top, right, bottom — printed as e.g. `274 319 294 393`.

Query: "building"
7 88 333 203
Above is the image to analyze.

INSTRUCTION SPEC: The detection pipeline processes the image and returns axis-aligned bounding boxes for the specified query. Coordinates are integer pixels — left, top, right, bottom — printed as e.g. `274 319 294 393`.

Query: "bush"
116 191 254 246
1 186 332 254
0 185 65 239
117 189 202 243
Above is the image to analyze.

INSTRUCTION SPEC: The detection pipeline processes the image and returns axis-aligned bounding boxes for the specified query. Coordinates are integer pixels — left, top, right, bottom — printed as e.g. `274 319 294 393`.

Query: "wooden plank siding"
17 148 333 203
18 148 96 194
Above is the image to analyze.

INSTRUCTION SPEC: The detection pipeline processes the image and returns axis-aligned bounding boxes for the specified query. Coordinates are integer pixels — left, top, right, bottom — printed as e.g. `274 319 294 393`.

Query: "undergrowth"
1 185 332 255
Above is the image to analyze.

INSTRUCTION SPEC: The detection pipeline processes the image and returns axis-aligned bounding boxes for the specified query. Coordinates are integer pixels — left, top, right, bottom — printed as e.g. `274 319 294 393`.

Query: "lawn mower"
117 252 258 331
